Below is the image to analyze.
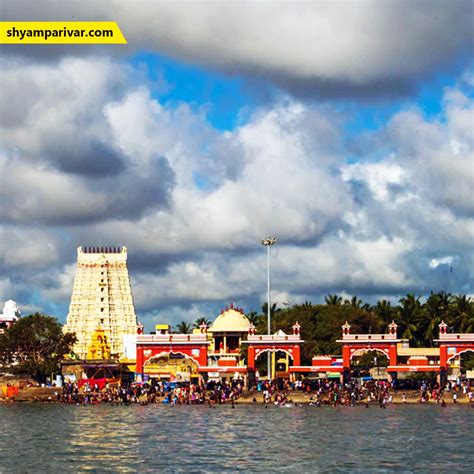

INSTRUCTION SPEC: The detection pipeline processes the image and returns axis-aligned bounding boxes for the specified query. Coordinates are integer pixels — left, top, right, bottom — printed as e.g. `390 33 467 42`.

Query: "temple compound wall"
64 246 138 359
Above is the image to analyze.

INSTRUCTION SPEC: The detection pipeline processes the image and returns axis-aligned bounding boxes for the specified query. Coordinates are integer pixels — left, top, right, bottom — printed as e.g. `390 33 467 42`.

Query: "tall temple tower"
64 246 138 360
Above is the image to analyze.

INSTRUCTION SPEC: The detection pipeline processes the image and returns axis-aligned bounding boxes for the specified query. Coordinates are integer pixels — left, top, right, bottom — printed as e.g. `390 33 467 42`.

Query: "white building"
0 300 20 334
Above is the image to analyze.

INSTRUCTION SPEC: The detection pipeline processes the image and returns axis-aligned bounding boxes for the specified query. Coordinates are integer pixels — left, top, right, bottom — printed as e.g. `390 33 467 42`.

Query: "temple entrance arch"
349 347 390 361
337 321 400 370
350 349 389 378
243 322 303 380
446 348 474 364
254 349 294 378
447 349 474 375
143 351 200 381
436 322 474 375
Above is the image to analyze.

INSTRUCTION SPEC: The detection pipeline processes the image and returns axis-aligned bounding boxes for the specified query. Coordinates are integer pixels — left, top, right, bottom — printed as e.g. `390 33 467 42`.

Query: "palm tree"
324 294 343 306
373 300 394 324
397 294 423 343
421 292 443 346
176 321 191 334
193 317 211 329
451 295 474 333
344 295 369 310
246 311 261 326
261 302 280 317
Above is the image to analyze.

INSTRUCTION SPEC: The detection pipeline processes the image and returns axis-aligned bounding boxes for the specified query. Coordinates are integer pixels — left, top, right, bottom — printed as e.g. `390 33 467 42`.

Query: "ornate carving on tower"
64 246 138 360
87 327 111 360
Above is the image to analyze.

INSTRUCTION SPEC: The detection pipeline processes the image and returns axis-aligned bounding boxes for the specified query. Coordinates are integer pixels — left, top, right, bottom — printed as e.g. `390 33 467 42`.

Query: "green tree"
193 317 211 329
397 294 423 343
373 299 394 323
451 295 474 333
420 292 444 346
324 294 343 306
0 313 76 382
344 295 366 309
246 311 261 326
175 321 191 334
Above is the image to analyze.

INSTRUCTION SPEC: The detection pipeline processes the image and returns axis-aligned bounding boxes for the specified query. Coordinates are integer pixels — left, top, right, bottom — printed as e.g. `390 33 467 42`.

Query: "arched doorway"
350 349 389 379
254 349 294 380
447 349 474 378
144 352 200 382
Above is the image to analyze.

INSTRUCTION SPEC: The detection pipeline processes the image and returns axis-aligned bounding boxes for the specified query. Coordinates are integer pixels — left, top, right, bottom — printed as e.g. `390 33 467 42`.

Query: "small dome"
209 308 250 333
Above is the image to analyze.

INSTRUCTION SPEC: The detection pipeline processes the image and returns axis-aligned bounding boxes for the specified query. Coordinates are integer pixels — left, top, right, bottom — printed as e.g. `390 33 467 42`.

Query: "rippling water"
0 404 472 472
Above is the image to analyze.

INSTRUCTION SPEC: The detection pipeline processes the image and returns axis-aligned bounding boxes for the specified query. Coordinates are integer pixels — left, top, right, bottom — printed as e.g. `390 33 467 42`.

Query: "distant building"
64 246 138 359
0 300 20 334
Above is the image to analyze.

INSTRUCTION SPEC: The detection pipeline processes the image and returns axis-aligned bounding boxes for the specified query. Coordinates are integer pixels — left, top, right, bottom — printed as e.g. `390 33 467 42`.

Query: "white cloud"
1 54 473 322
429 256 455 269
341 161 406 202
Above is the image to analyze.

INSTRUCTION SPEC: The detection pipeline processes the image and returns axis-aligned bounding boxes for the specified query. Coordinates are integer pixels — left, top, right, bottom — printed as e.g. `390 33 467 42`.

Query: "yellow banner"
0 22 127 44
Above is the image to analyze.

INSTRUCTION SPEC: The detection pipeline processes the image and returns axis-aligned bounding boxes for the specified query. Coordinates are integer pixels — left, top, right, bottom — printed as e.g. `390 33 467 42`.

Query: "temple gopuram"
64 246 138 359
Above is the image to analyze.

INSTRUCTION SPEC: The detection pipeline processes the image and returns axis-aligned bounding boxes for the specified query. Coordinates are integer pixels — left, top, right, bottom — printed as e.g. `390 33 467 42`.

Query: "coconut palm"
324 294 343 306
193 317 211 329
451 295 474 333
397 294 423 343
344 295 370 310
421 292 444 346
373 300 394 324
246 311 261 326
176 321 191 334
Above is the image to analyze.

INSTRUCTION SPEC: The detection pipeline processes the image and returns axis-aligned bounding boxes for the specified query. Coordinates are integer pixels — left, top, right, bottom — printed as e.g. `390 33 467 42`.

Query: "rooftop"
209 307 250 333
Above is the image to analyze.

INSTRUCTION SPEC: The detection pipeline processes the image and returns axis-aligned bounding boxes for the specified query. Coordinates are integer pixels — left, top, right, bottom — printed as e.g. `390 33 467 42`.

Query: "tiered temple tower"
64 246 138 359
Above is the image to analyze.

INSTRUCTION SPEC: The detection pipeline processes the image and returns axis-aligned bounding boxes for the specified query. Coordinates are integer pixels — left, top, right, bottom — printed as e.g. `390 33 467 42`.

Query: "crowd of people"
60 379 245 405
253 378 393 407
56 376 473 407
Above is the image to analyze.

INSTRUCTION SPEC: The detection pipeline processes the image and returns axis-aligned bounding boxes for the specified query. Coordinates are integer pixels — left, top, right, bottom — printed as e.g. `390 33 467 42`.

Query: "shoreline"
1 387 473 405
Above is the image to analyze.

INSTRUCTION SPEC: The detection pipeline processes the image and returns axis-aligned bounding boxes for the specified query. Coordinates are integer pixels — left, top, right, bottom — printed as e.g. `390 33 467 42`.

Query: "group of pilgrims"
57 377 473 407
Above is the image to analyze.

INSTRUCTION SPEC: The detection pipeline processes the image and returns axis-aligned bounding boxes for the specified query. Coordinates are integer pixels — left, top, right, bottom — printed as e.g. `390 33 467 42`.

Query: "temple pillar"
439 345 447 370
389 345 397 366
271 351 276 379
199 345 207 366
223 336 227 353
248 346 255 370
136 346 144 375
293 345 301 366
342 345 351 369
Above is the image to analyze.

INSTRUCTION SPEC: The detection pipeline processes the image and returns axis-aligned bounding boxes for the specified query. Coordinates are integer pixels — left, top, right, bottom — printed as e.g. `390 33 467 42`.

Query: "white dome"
209 308 250 333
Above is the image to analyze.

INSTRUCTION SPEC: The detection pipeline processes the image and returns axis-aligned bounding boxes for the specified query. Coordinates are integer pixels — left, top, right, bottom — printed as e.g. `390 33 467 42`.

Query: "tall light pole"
261 236 276 380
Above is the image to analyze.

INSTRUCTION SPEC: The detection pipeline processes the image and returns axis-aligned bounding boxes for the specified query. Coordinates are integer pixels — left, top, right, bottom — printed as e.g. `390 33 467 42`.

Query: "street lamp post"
261 236 276 380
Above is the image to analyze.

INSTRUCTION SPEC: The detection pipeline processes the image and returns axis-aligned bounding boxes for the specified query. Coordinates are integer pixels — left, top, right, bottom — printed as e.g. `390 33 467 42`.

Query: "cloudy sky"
0 1 473 329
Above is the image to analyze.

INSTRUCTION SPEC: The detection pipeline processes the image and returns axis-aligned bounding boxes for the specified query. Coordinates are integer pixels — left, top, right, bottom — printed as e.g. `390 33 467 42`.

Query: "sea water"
0 404 472 472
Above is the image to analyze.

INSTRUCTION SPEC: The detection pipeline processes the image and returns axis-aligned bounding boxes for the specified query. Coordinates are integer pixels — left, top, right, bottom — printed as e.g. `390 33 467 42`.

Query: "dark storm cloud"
1 0 473 100
48 140 126 177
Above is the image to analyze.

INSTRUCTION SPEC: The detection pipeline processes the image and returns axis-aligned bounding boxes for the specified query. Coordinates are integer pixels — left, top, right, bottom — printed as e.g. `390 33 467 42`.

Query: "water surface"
0 404 472 472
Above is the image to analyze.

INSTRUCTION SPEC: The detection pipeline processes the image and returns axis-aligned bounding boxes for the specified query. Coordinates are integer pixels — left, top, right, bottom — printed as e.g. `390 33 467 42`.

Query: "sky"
0 0 473 330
